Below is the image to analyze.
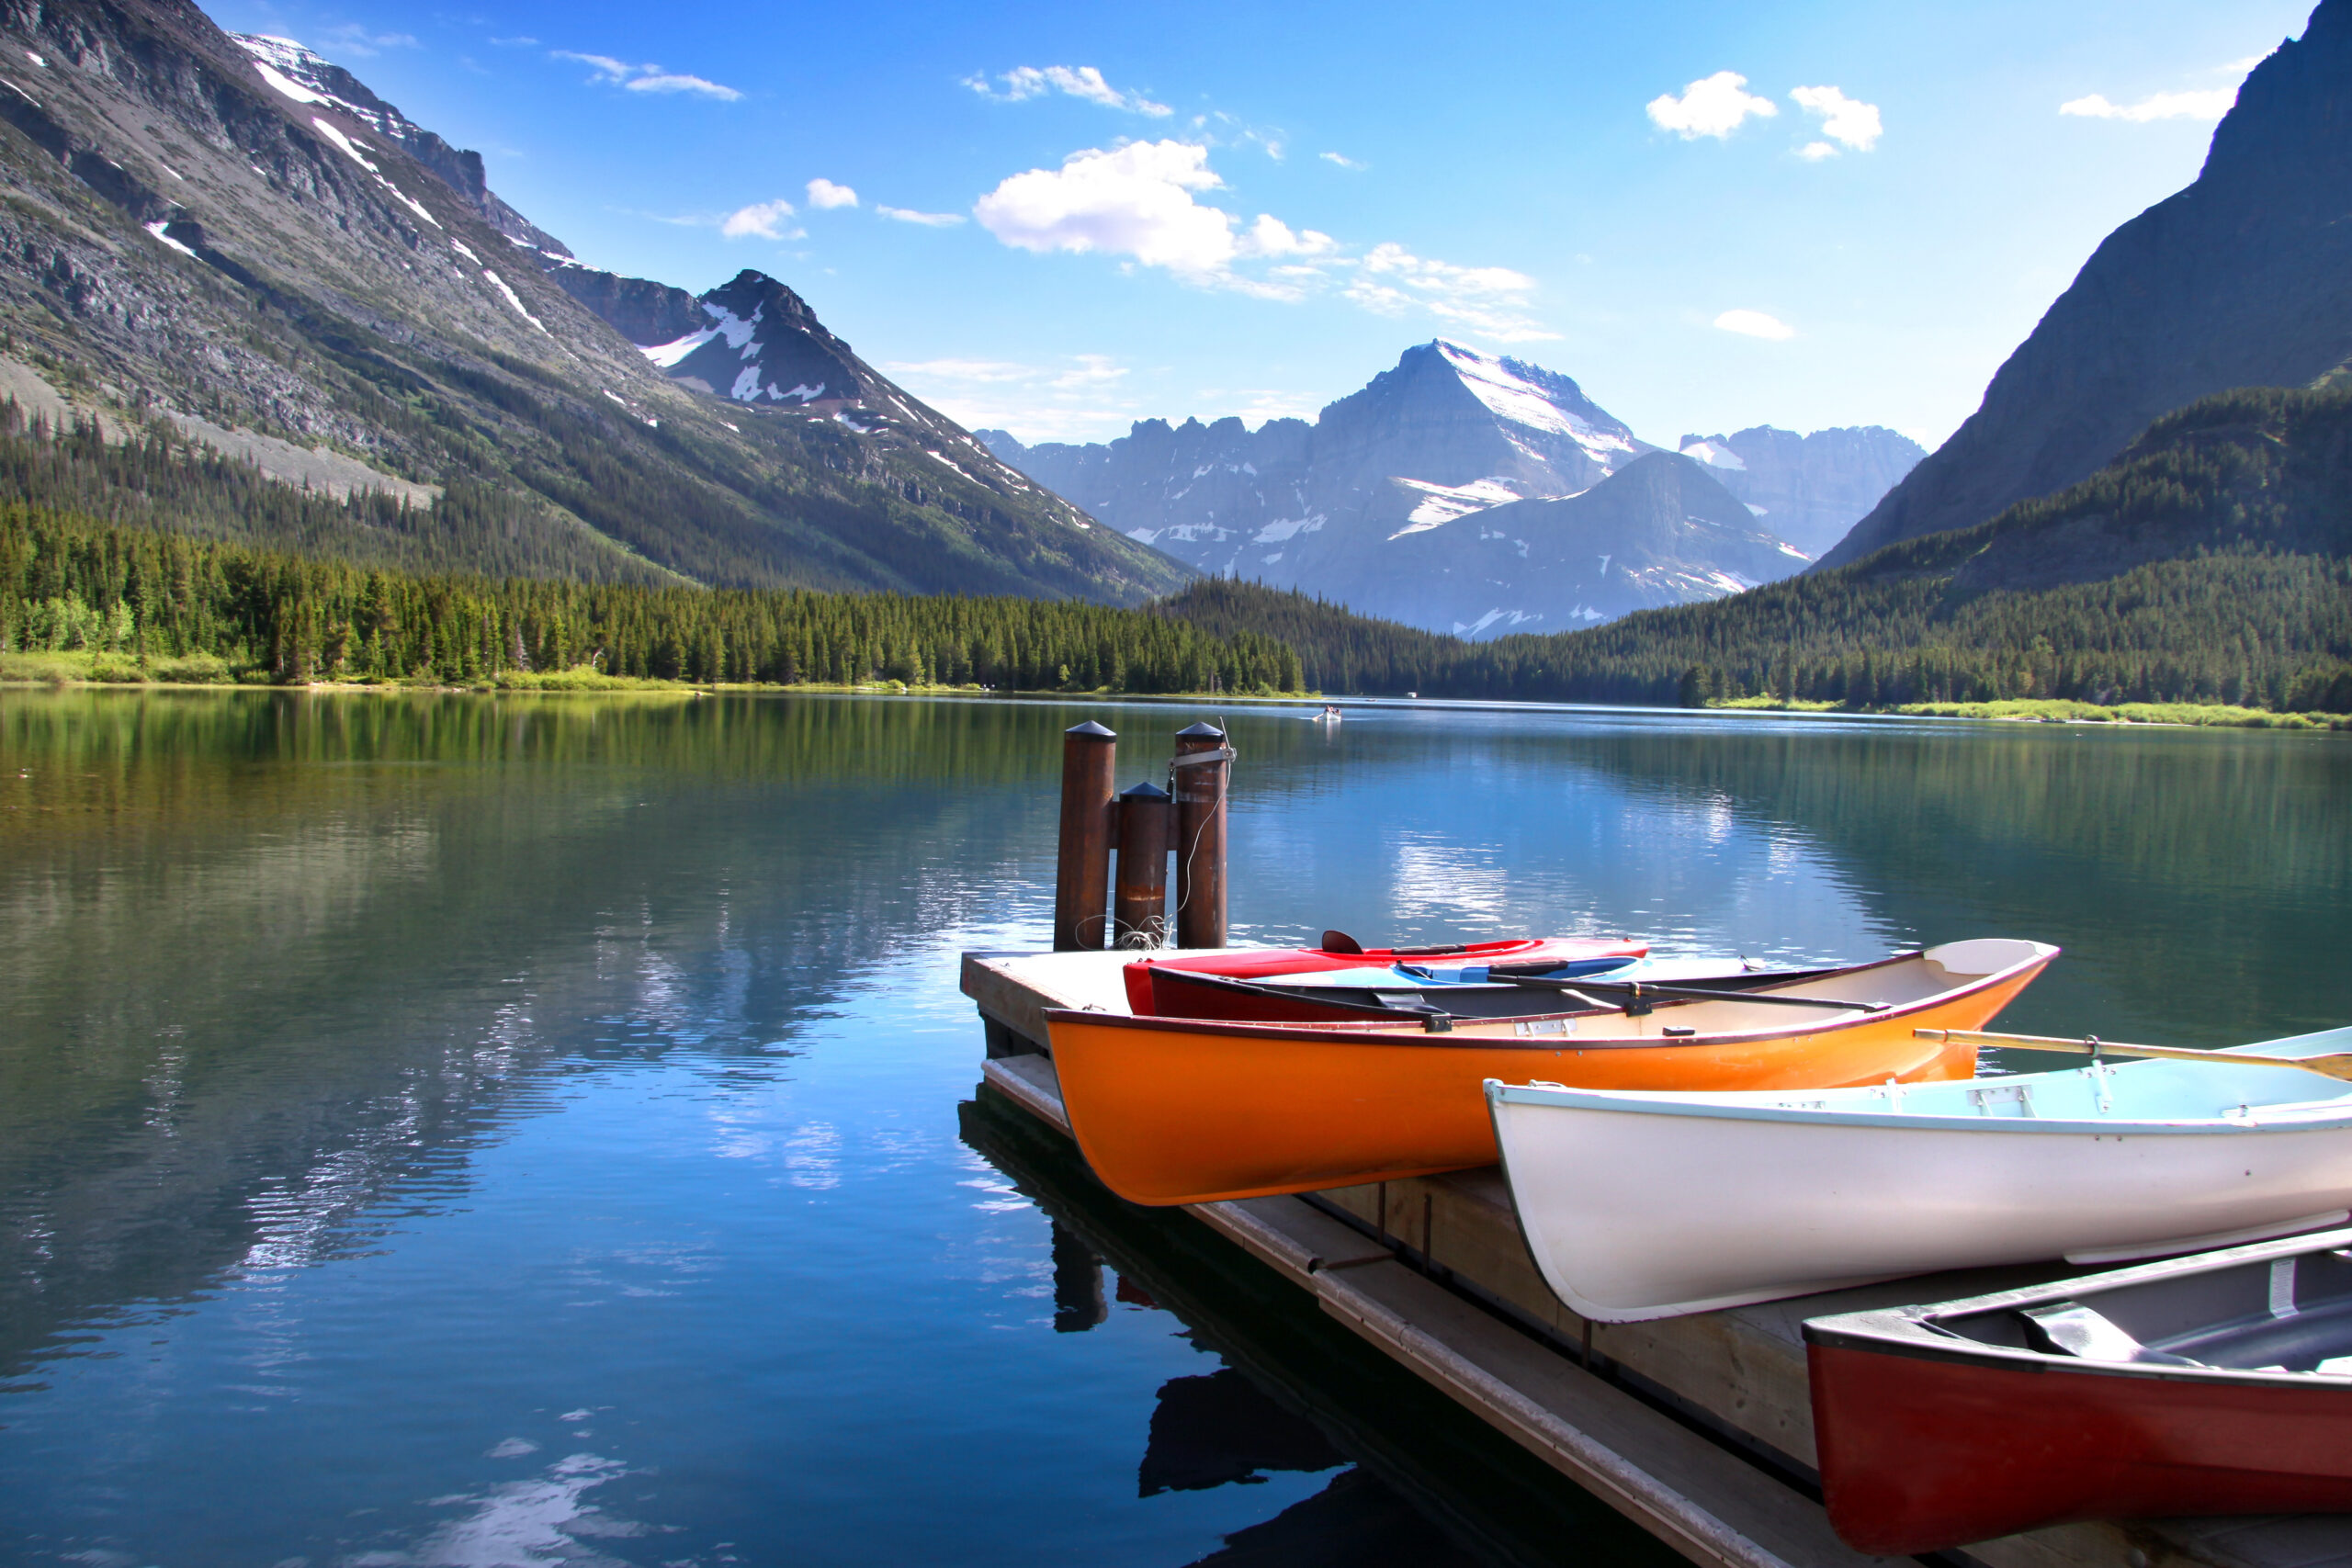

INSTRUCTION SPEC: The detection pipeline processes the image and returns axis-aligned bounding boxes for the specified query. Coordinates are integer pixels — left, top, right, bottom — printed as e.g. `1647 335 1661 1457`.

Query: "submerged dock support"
1113 781 1171 948
1053 721 1117 950
1172 721 1231 949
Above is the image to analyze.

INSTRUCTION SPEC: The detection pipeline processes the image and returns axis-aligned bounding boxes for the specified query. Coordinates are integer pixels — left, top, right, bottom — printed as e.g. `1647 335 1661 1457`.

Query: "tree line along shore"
0 386 2346 725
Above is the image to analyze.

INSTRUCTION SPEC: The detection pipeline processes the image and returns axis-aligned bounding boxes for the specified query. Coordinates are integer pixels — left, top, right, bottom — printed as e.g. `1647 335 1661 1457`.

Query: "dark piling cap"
1119 780 1171 800
1175 721 1226 739
1066 720 1116 739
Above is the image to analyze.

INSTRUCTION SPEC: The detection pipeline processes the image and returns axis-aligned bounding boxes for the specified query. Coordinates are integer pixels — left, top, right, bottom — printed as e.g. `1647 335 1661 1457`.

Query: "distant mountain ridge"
0 0 1185 603
983 341 1910 636
1819 0 2352 567
1676 425 1925 558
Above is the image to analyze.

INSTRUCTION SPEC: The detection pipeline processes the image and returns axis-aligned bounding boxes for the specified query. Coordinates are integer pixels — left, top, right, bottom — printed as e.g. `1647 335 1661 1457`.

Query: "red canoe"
1806 1226 2352 1553
1120 935 1648 1014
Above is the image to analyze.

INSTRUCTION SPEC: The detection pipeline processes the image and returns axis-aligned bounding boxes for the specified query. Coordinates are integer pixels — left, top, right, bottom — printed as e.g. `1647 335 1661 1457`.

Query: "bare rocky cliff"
1818 0 2352 568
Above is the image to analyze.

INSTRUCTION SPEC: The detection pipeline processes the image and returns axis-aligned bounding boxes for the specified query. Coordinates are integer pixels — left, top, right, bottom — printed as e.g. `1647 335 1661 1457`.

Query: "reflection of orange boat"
1046 940 2058 1206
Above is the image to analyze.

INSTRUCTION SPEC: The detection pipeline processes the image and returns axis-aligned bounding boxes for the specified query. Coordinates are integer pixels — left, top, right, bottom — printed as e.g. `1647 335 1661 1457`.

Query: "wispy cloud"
1714 308 1794 341
1319 151 1363 169
721 197 798 240
806 178 858 209
1789 85 1881 153
322 24 417 57
2060 86 2237 121
552 50 742 101
966 64 1170 117
1342 244 1557 342
1646 71 1777 139
882 354 1144 445
877 205 966 227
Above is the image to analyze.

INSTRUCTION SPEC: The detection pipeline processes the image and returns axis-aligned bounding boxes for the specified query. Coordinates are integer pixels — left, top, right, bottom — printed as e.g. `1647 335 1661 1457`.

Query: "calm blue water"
2 691 2346 1566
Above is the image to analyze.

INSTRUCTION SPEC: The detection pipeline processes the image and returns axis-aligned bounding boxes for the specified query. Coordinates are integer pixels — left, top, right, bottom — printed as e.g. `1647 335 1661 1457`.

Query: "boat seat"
2019 1302 2203 1367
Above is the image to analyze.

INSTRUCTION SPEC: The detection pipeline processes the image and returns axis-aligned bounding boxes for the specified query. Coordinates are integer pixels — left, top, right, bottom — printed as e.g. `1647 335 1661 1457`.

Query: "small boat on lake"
1047 939 2055 1206
1487 1021 2352 1324
1122 933 1653 1020
1807 1226 2352 1552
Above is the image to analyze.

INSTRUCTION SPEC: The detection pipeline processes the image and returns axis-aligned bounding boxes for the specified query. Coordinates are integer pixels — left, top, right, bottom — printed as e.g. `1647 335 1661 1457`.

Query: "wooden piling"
1171 721 1230 949
1113 781 1171 948
1053 720 1117 951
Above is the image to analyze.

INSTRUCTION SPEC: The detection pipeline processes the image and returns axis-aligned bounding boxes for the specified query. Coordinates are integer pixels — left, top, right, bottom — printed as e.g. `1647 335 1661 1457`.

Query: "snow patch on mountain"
1392 475 1527 530
1678 436 1747 470
481 270 547 333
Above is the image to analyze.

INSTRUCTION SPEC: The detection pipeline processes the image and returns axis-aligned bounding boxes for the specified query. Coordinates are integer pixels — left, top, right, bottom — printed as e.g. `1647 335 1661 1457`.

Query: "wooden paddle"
1502 976 1884 1012
1917 1028 2352 1083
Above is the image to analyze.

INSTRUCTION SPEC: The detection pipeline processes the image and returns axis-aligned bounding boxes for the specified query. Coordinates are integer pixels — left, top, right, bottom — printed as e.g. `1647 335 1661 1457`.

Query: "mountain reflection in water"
1 688 2344 1566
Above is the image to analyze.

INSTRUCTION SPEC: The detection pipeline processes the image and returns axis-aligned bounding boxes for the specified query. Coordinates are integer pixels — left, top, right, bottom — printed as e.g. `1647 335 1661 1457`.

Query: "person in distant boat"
1317 705 1342 722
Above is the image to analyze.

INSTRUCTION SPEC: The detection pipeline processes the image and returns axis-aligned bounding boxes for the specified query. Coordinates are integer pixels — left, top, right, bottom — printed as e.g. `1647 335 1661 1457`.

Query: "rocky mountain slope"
982 340 1896 635
1354 450 1809 635
0 0 1184 601
1819 0 2352 568
1675 425 1924 558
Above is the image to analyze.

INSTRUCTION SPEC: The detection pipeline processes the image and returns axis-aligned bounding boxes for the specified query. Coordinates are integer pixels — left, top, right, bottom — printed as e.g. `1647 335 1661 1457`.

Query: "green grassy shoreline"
6 649 2346 728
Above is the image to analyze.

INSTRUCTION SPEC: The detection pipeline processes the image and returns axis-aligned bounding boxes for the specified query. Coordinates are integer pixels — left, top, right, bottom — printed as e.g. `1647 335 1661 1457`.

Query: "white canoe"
1486 1026 2352 1323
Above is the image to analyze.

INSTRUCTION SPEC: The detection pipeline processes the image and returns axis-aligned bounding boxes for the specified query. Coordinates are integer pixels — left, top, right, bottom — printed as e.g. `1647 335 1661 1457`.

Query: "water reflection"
0 689 2345 1564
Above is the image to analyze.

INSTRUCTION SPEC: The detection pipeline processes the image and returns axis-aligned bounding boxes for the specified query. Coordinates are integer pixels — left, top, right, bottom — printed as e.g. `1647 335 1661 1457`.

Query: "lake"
3 690 2346 1567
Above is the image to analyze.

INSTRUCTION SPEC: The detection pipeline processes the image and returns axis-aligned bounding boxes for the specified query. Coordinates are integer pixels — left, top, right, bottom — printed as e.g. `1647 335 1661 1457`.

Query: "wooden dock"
964 949 2352 1568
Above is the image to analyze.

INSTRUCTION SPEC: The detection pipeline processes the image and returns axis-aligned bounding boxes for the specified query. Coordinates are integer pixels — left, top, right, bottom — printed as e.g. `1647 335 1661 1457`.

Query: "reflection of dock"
967 950 2326 1568
959 1085 1672 1568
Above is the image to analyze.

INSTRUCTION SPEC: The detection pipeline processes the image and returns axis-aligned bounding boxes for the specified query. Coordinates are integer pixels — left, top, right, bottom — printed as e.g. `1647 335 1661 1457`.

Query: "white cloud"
553 51 636 81
2059 87 2238 122
1319 151 1363 169
628 73 741 100
1343 243 1557 342
1236 214 1335 259
966 65 1170 117
1714 309 1795 340
1797 141 1838 162
876 205 967 226
974 140 1246 281
721 197 797 239
552 51 741 101
806 178 859 209
1646 72 1777 140
1790 85 1881 152
975 141 1541 329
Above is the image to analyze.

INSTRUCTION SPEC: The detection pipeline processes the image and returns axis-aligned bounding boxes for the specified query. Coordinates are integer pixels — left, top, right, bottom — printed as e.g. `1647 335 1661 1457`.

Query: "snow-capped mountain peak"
1430 340 1641 468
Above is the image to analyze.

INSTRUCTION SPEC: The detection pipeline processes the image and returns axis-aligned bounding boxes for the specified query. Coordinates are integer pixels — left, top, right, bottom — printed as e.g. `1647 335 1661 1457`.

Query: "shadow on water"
958 1089 1685 1568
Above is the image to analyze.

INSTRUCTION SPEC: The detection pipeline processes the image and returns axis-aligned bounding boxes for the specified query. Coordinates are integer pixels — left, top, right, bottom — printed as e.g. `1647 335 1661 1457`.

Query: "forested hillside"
0 503 1300 692
1159 384 2352 715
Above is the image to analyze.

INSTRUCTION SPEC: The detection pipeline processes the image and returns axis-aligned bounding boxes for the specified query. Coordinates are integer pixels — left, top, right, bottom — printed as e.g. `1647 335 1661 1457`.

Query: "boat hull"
1808 1341 2352 1552
1047 944 2052 1205
1489 1026 2352 1322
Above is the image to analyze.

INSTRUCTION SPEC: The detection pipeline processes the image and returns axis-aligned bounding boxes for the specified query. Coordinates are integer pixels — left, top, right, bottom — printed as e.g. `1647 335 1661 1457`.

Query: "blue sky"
209 0 2312 450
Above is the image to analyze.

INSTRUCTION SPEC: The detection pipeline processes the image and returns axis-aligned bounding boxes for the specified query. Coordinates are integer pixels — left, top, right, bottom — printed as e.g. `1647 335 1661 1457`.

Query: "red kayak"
1121 933 1647 1017
1807 1226 2352 1553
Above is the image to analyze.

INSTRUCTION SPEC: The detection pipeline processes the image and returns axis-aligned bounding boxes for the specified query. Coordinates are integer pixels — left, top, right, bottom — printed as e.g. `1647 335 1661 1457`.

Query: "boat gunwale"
1487 1027 2352 1132
1803 1225 2352 1390
1048 943 2056 1054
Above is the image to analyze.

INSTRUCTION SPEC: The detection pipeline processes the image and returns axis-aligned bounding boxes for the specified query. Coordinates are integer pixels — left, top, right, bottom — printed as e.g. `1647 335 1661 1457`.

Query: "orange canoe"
1046 939 2058 1206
